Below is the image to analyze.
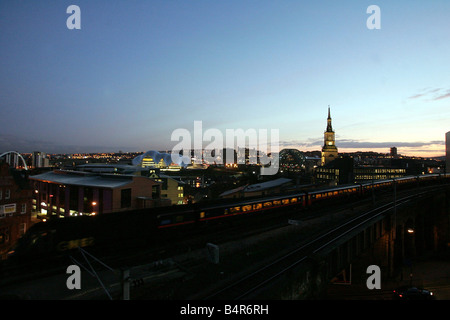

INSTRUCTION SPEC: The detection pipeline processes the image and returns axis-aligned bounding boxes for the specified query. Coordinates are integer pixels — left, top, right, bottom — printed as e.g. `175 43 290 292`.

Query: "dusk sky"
1 0 449 157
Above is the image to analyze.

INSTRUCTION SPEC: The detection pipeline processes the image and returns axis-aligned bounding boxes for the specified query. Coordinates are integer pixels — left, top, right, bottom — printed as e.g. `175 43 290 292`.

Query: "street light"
91 201 97 216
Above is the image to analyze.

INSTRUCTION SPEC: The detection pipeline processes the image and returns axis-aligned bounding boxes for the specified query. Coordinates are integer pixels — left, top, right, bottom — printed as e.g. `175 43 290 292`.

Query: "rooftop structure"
132 150 189 170
30 170 167 218
220 177 292 199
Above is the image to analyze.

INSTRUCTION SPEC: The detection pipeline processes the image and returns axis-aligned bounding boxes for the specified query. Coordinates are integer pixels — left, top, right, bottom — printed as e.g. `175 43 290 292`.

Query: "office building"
32 151 49 168
30 170 169 218
390 147 398 158
149 172 186 205
75 164 186 205
353 167 406 182
314 156 406 185
0 162 32 257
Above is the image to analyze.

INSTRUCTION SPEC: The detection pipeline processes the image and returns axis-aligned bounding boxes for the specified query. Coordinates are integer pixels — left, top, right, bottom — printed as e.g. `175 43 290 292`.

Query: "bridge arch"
0 151 28 170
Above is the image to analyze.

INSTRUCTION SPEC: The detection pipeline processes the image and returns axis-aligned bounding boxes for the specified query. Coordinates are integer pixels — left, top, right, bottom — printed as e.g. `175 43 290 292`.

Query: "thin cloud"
278 138 322 148
408 93 426 100
335 139 443 149
408 87 450 101
433 90 450 101
279 138 444 150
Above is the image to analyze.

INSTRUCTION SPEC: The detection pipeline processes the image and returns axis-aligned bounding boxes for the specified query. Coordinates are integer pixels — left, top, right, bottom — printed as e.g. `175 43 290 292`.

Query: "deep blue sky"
1 0 449 156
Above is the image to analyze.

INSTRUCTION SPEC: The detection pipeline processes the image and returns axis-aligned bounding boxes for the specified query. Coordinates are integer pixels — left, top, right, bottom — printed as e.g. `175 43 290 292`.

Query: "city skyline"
1 1 449 157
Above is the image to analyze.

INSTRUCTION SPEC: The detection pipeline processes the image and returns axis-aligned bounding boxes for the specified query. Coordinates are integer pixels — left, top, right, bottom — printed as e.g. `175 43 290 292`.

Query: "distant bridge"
0 151 28 170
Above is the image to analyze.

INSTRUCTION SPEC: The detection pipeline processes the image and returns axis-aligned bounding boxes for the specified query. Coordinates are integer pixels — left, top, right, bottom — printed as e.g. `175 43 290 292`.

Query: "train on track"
5 173 450 264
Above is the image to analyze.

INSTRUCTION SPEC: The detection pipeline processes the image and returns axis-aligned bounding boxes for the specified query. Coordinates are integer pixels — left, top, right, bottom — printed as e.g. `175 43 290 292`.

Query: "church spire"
321 106 338 166
326 105 333 132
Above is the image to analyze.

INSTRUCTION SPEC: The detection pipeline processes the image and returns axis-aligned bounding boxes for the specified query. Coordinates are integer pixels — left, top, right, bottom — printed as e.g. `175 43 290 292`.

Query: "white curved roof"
132 150 189 168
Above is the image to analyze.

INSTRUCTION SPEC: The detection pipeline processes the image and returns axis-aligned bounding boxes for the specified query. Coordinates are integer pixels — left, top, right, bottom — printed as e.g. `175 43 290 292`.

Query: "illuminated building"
314 156 406 185
149 171 185 205
321 107 339 166
75 163 140 175
75 164 185 205
314 167 340 186
132 150 188 171
353 167 406 182
32 151 49 168
30 170 169 218
0 162 32 257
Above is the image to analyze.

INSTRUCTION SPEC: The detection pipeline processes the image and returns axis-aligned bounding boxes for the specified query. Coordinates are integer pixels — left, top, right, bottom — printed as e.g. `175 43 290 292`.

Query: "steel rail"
202 188 438 300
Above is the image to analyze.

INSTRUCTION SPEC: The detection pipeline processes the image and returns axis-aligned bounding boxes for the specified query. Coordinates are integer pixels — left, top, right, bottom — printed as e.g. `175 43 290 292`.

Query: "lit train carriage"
417 173 441 186
360 182 371 195
198 192 306 222
360 179 393 195
197 202 240 221
360 181 373 194
395 176 419 190
371 179 394 189
257 193 306 212
307 184 361 206
395 176 417 184
391 174 441 189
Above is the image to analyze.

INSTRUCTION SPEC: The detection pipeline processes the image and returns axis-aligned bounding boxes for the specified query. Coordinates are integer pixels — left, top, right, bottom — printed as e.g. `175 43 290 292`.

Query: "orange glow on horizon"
281 144 445 159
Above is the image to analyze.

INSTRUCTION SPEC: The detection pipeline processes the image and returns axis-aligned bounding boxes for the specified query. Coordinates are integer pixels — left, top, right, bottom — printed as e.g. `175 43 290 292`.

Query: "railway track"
0 199 301 289
1 183 446 297
201 188 436 300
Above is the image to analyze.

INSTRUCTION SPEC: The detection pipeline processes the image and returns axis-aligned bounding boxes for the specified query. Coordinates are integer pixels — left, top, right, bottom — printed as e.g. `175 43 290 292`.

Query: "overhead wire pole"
70 247 117 300
79 248 113 300
71 247 168 300
393 178 397 216
372 177 375 206
388 178 397 277
121 269 130 300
